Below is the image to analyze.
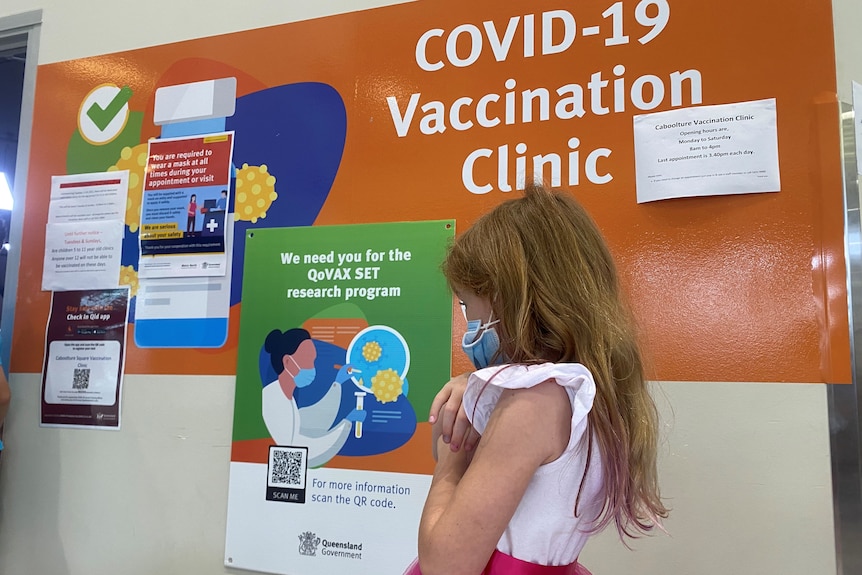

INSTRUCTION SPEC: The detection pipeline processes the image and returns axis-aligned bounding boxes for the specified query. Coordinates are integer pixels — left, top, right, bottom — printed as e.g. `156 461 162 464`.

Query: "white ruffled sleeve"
463 363 597 436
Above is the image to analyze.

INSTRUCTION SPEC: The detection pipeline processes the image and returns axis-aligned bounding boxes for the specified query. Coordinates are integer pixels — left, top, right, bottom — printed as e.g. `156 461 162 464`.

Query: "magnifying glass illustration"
344 325 410 439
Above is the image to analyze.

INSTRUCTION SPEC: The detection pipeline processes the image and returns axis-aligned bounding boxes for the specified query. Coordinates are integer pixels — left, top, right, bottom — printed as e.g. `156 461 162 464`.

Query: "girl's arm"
418 380 572 575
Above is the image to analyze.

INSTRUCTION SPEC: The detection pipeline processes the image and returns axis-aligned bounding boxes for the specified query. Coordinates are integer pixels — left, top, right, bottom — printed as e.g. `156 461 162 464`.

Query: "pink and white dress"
407 363 603 575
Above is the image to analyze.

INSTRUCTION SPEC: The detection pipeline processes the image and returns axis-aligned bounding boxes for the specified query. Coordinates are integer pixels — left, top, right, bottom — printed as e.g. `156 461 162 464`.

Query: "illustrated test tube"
354 391 367 439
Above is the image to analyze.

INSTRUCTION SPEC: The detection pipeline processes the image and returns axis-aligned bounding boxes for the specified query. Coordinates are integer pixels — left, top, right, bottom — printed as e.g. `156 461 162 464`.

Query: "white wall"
0 375 836 575
0 1 843 574
583 382 835 575
834 0 862 103
0 374 236 575
0 0 414 64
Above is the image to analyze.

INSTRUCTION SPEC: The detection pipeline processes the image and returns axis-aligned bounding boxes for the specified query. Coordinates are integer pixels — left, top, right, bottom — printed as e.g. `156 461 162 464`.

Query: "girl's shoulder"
464 363 596 434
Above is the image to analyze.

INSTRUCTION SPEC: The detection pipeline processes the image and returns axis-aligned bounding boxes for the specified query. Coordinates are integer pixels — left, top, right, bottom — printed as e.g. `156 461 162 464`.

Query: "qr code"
72 368 90 390
268 447 307 488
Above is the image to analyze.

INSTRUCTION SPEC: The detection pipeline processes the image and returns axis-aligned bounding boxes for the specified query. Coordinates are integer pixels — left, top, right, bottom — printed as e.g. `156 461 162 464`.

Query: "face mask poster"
226 220 453 574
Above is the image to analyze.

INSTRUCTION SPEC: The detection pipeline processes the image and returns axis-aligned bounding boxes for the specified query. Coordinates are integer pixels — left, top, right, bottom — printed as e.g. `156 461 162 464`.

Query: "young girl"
410 185 667 575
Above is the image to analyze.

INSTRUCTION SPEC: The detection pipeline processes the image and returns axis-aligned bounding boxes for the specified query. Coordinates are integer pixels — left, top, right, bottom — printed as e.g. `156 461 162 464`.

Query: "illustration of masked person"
262 328 366 467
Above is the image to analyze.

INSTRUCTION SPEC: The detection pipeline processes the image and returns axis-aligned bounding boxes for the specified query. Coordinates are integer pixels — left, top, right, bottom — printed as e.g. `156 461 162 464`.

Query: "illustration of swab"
335 365 366 439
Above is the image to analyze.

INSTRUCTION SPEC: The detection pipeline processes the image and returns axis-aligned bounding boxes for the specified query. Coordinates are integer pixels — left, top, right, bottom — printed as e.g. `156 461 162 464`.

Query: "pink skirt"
403 550 592 575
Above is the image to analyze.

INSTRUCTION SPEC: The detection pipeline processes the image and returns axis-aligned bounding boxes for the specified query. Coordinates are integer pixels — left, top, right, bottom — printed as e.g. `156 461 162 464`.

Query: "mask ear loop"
485 307 505 364
462 318 500 348
486 306 496 326
286 354 302 377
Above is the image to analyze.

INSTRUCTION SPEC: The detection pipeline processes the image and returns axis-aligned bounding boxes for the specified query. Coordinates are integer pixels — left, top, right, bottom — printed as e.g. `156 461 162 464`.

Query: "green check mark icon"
86 86 133 131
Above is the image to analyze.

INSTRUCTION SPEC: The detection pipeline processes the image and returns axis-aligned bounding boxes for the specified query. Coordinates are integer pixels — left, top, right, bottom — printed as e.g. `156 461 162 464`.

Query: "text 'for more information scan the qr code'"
73 368 90 390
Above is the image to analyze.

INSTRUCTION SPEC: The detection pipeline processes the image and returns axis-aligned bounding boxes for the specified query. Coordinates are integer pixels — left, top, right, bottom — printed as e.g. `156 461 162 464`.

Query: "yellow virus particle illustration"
108 142 149 233
118 265 140 298
235 163 277 223
370 368 403 404
362 341 382 362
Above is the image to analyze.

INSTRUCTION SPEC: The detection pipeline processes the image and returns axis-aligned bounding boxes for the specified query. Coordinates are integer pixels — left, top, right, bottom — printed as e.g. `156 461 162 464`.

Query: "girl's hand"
434 435 472 479
429 373 480 453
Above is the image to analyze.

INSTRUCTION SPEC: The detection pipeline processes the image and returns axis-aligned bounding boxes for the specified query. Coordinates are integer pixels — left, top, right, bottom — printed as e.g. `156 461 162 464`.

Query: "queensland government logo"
298 532 321 556
297 532 364 560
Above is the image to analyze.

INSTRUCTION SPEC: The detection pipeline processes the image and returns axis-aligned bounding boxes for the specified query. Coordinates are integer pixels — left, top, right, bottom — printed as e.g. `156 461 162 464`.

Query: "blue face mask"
289 355 316 388
462 316 504 370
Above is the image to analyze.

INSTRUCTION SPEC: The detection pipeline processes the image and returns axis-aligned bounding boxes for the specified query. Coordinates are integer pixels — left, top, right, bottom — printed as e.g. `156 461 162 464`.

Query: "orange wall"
13 0 849 383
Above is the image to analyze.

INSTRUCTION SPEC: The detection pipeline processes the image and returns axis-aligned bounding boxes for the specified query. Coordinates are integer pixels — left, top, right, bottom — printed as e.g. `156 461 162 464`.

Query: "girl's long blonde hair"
443 184 668 538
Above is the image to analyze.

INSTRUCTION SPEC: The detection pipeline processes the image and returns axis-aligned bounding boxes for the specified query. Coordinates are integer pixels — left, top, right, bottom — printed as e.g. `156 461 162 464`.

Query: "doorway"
0 34 25 328
0 10 40 366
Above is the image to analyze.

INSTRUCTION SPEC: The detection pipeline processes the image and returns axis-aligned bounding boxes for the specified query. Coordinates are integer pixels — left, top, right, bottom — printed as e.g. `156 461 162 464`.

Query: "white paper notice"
43 171 129 291
853 82 862 176
42 221 124 291
44 340 121 405
47 171 129 223
633 98 780 203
